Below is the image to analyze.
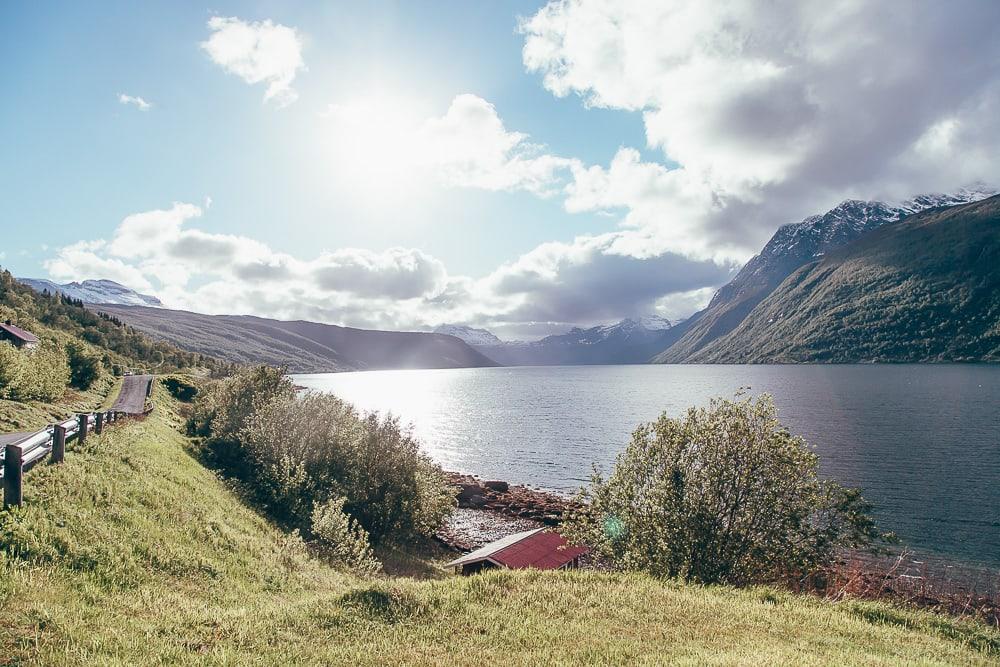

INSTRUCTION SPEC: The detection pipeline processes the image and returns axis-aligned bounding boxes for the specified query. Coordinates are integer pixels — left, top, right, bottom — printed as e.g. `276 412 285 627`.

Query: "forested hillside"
687 196 1000 363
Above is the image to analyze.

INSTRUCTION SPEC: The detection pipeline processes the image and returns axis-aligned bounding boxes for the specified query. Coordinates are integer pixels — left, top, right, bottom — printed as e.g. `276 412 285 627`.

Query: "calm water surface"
292 365 1000 568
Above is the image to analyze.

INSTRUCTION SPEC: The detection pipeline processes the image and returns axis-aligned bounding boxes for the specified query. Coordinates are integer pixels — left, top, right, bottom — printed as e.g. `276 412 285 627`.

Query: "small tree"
66 341 103 390
564 393 888 586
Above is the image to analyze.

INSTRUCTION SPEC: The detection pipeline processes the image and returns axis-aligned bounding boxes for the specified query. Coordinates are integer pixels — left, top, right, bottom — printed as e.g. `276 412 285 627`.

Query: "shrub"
162 374 199 402
564 393 888 586
0 340 69 401
66 341 103 390
0 341 28 399
191 367 454 548
311 496 380 574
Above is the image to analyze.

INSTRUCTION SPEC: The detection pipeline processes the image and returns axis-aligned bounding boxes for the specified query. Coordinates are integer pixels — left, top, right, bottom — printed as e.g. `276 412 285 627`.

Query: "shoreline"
437 471 1000 626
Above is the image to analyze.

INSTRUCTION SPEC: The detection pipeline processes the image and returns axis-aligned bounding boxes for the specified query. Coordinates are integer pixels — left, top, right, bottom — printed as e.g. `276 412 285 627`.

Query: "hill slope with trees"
687 195 1000 363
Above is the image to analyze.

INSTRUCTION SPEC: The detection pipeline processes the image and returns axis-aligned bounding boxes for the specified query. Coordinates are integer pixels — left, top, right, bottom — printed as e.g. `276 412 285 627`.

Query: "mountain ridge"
654 186 997 363
686 194 1000 362
19 278 164 307
95 304 499 373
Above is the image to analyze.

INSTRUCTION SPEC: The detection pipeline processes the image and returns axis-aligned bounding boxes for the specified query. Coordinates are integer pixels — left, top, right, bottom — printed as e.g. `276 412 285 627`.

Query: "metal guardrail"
1 409 134 508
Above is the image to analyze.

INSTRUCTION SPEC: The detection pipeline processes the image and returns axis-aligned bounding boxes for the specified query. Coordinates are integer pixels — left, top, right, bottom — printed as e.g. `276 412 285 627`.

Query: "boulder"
483 480 509 493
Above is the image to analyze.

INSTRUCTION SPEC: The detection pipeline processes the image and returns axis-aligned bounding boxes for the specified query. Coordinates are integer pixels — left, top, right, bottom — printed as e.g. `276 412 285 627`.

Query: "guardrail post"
3 444 23 508
95 412 104 435
78 414 89 443
52 424 67 463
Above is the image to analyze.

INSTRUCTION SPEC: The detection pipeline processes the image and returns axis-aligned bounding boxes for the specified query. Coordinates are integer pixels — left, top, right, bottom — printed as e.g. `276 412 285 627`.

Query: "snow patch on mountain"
19 278 164 307
433 324 505 346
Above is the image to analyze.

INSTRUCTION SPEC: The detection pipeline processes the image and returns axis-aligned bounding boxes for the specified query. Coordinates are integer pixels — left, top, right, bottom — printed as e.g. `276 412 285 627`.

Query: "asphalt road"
0 431 32 447
110 375 153 414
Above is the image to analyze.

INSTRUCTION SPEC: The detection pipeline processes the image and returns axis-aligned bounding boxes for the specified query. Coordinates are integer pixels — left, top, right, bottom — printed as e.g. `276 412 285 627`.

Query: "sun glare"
321 93 431 202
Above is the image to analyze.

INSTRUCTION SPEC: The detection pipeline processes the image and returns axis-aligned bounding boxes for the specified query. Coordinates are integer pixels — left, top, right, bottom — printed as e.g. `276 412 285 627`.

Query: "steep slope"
477 316 687 365
655 186 996 363
20 278 163 307
690 195 1000 363
97 305 499 372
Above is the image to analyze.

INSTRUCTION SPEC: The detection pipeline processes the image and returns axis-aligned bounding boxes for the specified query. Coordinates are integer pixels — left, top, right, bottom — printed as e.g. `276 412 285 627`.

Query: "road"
0 431 33 447
110 375 153 414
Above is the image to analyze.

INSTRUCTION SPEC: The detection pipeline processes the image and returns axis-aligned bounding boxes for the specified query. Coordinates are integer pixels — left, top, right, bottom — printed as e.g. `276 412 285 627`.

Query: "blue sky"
2 1 998 338
2 1 647 277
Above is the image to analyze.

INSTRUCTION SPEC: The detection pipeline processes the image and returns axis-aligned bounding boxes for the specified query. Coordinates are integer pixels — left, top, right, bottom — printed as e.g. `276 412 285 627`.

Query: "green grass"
0 386 997 665
0 376 119 434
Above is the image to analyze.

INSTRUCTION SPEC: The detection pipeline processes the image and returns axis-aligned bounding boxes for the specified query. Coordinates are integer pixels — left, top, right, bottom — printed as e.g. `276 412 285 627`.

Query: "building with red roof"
446 528 588 575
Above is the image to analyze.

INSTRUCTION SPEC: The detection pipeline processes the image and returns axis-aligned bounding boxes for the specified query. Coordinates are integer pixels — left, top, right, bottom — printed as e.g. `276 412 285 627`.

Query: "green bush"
162 374 199 402
311 496 380 574
565 393 888 586
66 341 103 390
0 340 69 401
0 341 28 399
190 367 454 551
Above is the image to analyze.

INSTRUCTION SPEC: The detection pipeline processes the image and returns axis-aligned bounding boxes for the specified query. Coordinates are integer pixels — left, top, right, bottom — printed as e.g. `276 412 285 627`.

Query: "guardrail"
1 409 134 508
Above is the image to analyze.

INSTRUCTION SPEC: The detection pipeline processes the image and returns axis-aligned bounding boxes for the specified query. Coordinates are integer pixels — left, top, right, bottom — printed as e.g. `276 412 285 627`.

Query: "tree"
66 341 103 390
564 393 888 586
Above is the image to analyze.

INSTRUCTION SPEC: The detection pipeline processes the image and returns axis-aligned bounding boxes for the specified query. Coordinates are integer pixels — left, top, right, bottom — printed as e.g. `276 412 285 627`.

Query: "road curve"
111 375 153 414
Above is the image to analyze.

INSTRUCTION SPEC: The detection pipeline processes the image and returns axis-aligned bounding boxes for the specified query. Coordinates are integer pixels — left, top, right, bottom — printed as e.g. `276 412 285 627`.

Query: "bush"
0 341 28 399
564 393 888 586
0 340 69 401
162 374 199 402
190 367 454 549
311 496 380 574
66 341 103 390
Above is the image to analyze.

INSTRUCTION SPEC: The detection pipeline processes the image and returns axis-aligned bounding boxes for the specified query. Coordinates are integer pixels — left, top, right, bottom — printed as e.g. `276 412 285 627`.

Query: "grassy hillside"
98 304 499 372
1 386 996 664
690 196 1000 363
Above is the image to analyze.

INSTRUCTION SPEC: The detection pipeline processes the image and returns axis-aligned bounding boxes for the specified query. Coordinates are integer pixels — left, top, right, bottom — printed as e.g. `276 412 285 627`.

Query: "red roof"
0 322 39 343
447 528 588 571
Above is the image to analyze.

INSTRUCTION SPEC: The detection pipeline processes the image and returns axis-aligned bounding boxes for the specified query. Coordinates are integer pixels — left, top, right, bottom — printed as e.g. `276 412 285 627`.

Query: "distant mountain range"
90 305 498 373
20 186 998 369
19 278 164 307
436 316 686 365
654 185 998 363
684 194 1000 362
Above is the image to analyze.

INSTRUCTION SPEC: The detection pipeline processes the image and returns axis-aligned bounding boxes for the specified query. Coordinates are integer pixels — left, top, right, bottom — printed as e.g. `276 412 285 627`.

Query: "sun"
320 93 433 203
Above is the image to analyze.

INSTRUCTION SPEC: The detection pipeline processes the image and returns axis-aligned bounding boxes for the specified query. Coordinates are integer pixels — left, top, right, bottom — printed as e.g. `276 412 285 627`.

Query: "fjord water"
292 365 1000 568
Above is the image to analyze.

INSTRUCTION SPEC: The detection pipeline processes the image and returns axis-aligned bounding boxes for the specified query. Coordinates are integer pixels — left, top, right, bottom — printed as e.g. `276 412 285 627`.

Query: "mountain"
20 278 163 307
433 324 504 346
462 315 687 365
96 305 499 373
654 185 997 363
686 194 1000 362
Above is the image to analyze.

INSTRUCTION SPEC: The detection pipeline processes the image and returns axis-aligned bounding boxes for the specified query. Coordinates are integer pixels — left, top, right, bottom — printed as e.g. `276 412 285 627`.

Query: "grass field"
1 384 997 665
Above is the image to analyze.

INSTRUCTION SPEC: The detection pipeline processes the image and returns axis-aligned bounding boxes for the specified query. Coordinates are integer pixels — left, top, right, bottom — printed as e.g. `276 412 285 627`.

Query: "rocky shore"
435 471 581 552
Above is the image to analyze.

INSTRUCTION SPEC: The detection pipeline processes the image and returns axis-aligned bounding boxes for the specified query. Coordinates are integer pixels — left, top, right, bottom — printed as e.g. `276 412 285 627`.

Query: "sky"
2 1 999 340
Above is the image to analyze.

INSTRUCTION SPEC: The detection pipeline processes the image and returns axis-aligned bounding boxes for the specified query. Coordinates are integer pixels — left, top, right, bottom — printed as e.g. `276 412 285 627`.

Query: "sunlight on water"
292 365 1000 567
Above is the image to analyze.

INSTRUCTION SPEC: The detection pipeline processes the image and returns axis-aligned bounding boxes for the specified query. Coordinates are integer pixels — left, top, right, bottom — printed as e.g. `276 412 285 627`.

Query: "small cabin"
0 321 39 351
446 528 588 576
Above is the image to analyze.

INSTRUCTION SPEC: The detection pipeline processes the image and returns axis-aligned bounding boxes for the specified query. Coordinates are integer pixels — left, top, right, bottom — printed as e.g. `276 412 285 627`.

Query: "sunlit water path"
292 365 1000 568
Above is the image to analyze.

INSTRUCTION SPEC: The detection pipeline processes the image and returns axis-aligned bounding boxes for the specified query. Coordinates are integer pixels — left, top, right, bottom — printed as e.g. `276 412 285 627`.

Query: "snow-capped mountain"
433 324 505 346
655 184 998 363
19 278 163 307
441 315 683 365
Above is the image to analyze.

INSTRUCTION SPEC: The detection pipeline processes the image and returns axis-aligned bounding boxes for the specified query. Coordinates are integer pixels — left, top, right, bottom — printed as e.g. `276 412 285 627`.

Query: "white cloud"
521 0 1000 254
201 16 304 107
322 93 578 197
118 93 151 110
41 200 737 338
